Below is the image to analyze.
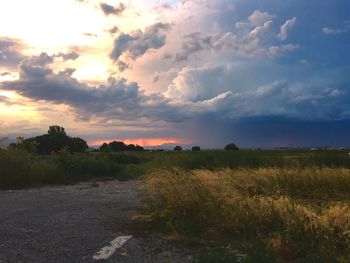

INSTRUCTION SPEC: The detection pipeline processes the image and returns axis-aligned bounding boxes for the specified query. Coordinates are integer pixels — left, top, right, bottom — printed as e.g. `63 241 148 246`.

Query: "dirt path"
0 181 193 263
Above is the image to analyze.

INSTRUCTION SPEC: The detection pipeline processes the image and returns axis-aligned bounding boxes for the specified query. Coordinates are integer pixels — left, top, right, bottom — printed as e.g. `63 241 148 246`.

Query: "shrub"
173 146 183 151
225 143 239 151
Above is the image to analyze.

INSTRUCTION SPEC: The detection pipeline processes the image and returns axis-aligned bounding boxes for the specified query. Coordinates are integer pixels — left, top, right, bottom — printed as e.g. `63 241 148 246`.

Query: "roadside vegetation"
2 144 350 189
142 168 350 262
0 148 147 189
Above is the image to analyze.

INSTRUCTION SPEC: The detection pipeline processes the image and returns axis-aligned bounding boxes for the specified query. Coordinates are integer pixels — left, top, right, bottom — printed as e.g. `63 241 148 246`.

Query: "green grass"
145 149 350 170
1 148 350 189
0 148 147 189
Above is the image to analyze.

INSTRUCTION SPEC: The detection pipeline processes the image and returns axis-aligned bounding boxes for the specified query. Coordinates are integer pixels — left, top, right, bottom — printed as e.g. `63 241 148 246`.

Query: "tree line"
9 125 239 154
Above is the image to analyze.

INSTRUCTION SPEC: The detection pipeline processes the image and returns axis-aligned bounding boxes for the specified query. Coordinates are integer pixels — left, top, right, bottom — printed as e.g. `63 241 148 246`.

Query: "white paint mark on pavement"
93 235 132 260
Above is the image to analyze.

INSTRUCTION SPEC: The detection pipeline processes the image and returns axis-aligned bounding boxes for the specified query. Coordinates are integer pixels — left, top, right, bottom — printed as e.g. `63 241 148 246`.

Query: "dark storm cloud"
100 2 126 16
110 22 171 70
0 37 25 69
0 53 187 123
185 114 350 148
174 32 213 62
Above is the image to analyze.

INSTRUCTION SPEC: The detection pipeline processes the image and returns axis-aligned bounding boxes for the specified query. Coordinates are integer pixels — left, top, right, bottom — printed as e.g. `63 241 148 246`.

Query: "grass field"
142 168 350 262
0 147 349 188
1 147 350 261
1 147 350 189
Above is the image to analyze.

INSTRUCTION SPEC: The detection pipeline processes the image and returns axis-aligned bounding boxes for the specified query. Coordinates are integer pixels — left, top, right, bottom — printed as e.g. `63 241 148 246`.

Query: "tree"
100 143 109 152
192 146 201 151
67 137 88 153
99 141 144 152
127 144 144 151
48 125 66 136
174 145 182 151
109 141 128 152
225 143 239 151
21 125 88 154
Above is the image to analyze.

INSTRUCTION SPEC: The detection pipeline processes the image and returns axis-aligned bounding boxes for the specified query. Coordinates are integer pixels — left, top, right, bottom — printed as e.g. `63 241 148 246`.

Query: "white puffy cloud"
278 17 297 41
164 64 350 120
248 10 275 27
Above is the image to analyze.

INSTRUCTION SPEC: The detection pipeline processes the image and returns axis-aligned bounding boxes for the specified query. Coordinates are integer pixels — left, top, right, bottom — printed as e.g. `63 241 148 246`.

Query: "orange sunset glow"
89 138 182 147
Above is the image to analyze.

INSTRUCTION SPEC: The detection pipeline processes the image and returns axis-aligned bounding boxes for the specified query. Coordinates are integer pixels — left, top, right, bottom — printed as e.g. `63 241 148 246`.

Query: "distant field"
1 148 350 189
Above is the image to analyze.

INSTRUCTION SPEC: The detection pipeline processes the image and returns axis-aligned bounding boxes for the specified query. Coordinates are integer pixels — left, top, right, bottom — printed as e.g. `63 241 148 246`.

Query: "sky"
0 0 350 148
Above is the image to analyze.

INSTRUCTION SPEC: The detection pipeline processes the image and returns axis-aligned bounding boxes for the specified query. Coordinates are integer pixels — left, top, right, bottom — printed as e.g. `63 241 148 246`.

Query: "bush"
173 146 183 151
0 148 149 189
225 143 239 151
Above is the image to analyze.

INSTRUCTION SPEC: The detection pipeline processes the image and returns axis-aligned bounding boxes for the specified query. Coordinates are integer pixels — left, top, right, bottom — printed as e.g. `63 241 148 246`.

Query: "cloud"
267 44 299 58
55 51 79 61
165 65 230 101
1 72 12 77
83 32 98 38
0 53 186 123
248 10 276 27
0 37 25 69
185 115 350 148
3 53 319 126
216 11 298 59
111 22 171 70
278 17 297 41
174 32 212 62
109 26 119 34
323 21 350 35
100 2 126 16
114 60 127 72
164 63 350 120
0 95 8 103
323 26 349 35
172 10 298 62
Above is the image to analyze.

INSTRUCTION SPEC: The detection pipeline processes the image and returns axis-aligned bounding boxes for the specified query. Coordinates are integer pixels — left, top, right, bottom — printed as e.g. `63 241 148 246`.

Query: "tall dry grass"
142 168 350 262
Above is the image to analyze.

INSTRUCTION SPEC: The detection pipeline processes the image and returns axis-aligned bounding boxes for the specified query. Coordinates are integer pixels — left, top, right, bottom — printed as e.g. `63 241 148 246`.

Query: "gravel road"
0 181 193 263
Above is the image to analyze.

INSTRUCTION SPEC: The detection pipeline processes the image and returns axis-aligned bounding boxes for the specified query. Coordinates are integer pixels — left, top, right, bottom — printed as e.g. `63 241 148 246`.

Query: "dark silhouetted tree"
127 144 144 151
174 145 182 151
109 141 128 152
48 125 66 136
100 143 109 152
192 146 201 151
67 137 88 153
21 125 88 154
99 141 144 152
225 143 239 151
